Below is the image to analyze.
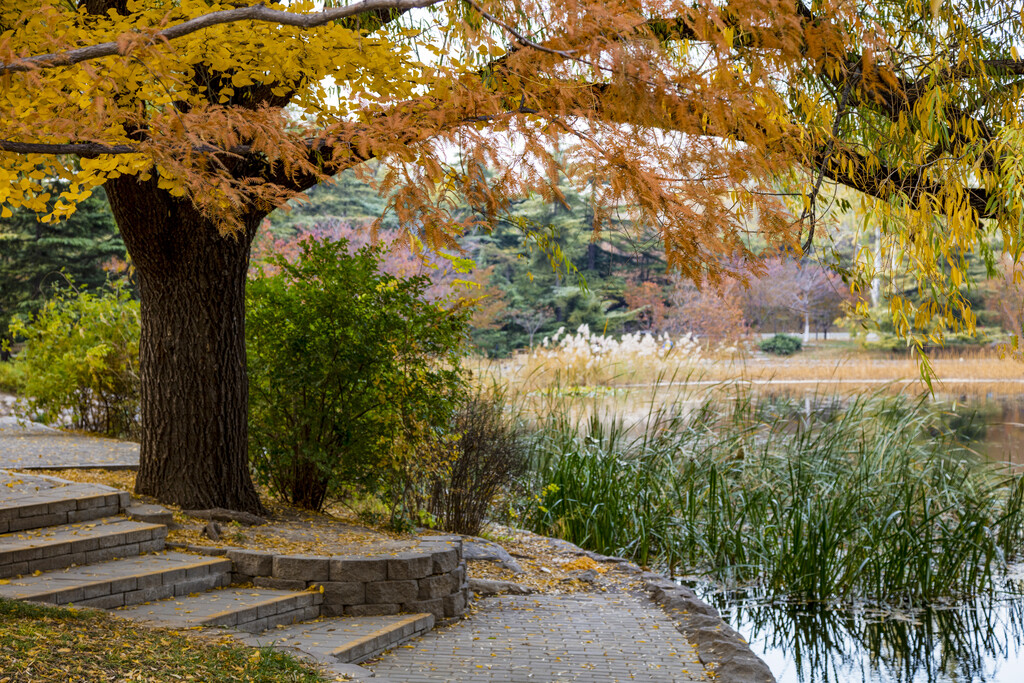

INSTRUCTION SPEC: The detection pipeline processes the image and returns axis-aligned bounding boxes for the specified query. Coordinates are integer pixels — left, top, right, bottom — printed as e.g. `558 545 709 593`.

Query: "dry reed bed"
469 333 1024 399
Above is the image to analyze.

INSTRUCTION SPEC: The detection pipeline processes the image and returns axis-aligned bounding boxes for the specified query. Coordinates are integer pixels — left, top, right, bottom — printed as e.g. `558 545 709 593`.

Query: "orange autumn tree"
2 0 1022 512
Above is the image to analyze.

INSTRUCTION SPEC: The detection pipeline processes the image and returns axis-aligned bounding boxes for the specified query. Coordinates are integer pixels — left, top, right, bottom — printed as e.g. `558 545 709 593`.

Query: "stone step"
235 612 435 664
0 516 167 578
114 587 324 632
0 551 231 608
0 471 129 533
125 503 174 526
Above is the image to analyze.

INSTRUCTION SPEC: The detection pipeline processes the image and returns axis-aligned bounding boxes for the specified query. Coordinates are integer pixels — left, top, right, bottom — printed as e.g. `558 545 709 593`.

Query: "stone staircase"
0 471 434 674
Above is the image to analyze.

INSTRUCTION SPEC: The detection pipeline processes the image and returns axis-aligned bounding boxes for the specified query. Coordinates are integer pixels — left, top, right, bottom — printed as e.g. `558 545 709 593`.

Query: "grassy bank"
0 598 326 682
517 389 1024 606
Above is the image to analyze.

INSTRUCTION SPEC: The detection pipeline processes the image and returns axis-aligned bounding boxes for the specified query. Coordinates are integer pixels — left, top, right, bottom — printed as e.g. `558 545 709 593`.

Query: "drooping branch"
0 0 444 75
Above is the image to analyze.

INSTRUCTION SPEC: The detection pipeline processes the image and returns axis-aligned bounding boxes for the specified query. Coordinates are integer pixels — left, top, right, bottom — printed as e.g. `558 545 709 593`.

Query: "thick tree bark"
105 175 265 514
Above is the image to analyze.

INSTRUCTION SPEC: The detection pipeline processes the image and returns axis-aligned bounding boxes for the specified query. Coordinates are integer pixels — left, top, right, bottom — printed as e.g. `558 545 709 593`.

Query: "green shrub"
5 281 139 437
427 389 531 535
861 326 1005 352
246 237 469 514
0 360 25 394
759 333 802 355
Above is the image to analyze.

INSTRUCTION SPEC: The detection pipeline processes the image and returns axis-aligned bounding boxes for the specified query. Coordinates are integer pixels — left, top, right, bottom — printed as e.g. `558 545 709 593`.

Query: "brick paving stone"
367 593 707 682
0 419 138 469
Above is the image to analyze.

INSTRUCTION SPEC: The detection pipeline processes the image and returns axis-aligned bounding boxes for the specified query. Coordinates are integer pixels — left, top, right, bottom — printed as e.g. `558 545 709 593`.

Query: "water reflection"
970 398 1024 466
705 589 1024 683
756 391 1012 463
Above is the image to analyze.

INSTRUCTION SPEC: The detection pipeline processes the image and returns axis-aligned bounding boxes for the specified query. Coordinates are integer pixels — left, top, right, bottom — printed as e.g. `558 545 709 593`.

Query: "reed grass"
518 387 1024 606
470 332 1024 398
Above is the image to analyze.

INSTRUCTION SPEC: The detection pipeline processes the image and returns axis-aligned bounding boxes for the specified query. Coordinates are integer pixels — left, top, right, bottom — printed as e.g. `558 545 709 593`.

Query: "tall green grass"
521 390 1024 605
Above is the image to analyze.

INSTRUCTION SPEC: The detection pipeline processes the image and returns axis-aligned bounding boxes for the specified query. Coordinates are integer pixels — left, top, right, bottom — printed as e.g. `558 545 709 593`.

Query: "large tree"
1 0 1022 512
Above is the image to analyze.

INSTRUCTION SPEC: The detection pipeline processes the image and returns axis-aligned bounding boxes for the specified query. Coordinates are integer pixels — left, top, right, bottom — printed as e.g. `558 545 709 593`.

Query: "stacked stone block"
224 536 469 620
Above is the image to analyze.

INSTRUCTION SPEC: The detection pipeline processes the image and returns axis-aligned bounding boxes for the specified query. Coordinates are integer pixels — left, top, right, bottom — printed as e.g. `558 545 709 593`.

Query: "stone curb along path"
637 569 774 682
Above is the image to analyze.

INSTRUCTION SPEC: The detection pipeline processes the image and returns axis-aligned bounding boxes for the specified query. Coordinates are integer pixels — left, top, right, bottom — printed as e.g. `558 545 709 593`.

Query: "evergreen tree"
267 166 392 234
0 186 126 358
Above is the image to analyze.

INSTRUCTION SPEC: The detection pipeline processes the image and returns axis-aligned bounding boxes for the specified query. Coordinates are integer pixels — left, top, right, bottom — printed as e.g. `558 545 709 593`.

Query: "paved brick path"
368 593 707 682
0 417 138 469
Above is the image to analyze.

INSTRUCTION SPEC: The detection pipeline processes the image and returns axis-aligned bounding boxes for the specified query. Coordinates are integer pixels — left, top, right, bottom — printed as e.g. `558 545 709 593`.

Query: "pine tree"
267 167 392 234
0 186 126 358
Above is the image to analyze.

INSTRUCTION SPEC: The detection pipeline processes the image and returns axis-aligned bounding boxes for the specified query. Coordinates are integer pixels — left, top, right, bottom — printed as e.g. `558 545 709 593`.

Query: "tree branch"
816 144 993 219
0 140 140 156
1 0 444 75
465 0 578 61
0 138 267 157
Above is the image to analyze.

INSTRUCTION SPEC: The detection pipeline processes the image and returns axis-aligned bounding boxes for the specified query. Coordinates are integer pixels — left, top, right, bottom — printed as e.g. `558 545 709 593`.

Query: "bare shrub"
667 275 748 343
986 254 1024 336
429 391 531 535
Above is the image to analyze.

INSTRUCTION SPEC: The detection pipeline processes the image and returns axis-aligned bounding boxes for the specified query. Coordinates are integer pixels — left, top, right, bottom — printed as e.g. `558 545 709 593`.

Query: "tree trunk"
105 175 265 514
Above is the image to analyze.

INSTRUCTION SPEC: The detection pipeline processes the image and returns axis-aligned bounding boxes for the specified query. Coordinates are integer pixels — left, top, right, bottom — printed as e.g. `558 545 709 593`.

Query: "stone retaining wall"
169 536 468 621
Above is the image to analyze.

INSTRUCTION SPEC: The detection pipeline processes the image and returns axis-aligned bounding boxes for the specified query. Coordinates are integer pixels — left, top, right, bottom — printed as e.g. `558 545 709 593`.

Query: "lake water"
702 396 1024 683
969 399 1024 467
706 590 1024 683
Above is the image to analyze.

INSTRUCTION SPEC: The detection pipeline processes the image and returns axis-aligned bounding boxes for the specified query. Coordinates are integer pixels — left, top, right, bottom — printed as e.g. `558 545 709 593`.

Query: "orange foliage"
624 279 669 332
1 0 830 273
3 0 1019 334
